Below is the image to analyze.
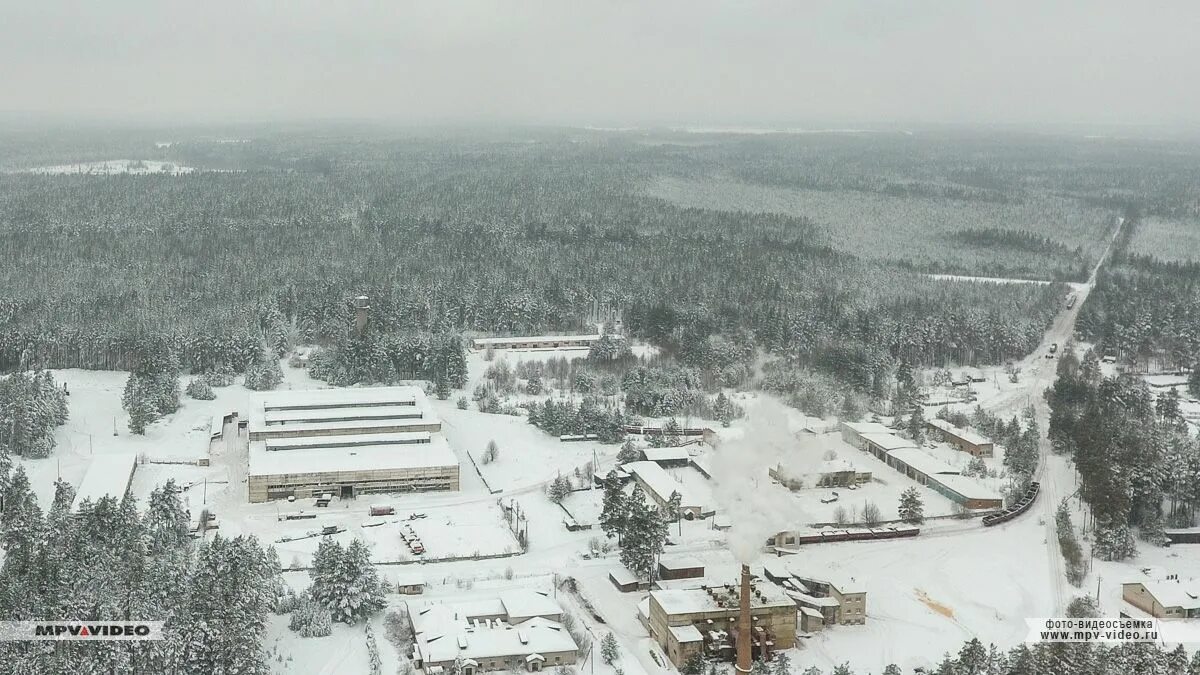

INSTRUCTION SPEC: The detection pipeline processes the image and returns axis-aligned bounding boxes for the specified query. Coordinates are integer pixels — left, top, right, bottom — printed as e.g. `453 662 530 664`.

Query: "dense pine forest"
7 127 1191 395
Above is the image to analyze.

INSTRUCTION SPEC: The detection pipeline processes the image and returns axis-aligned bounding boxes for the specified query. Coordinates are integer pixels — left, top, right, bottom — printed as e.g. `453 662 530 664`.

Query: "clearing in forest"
647 174 1114 282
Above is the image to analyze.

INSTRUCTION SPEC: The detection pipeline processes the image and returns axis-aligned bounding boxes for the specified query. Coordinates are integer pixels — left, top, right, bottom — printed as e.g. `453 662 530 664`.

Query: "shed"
657 556 704 581
396 570 426 595
610 566 649 593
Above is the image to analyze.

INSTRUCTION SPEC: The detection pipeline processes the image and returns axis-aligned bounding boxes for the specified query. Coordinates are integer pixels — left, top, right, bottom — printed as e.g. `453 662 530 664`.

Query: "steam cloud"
709 397 813 562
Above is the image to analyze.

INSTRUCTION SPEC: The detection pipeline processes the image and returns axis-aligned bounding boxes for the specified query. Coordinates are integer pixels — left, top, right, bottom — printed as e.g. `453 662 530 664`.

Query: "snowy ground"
437 404 615 493
19 159 195 175
8 336 1089 675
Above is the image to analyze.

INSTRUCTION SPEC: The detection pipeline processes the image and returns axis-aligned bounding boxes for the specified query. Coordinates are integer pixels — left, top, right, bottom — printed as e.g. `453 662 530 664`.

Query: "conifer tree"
600 632 619 665
146 479 191 554
619 485 667 580
898 487 925 524
617 438 641 465
599 470 628 544
310 537 386 624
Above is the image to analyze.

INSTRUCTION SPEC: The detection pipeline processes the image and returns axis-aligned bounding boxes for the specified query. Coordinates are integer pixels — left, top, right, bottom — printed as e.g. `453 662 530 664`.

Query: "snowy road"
984 215 1125 613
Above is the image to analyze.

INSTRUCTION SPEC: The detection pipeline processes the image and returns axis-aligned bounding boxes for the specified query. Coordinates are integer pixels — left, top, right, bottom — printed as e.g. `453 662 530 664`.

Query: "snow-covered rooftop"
248 435 457 478
886 447 961 477
395 570 425 587
651 582 794 616
926 419 993 447
860 432 917 452
842 421 893 435
787 590 840 608
71 453 138 513
1130 578 1200 609
500 590 564 620
931 474 1003 502
248 386 436 436
817 458 862 475
256 386 421 411
624 461 703 509
263 404 425 425
409 592 576 665
610 566 639 586
670 625 704 643
642 447 691 463
263 431 433 452
659 555 704 571
414 614 577 664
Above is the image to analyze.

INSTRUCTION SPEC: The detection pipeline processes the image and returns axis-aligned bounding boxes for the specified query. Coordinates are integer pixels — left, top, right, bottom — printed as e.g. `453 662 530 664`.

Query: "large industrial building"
840 422 1002 510
408 590 579 674
643 571 797 668
246 386 460 502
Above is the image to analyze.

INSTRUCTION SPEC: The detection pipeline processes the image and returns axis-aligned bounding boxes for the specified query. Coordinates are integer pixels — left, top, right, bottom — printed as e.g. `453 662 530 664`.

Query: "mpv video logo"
0 621 165 641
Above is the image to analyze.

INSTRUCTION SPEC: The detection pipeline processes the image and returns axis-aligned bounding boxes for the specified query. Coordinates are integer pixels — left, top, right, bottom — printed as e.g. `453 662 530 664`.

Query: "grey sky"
1 1 1197 127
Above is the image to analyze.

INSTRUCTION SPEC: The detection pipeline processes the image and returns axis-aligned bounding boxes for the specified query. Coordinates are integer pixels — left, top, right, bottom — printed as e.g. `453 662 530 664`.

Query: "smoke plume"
709 396 809 562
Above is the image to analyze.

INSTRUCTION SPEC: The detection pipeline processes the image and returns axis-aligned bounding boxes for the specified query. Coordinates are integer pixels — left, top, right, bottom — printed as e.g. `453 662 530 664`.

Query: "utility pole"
1095 575 1102 604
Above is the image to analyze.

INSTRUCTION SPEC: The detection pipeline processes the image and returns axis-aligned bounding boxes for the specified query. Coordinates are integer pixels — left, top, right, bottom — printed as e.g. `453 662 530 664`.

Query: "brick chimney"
736 564 752 674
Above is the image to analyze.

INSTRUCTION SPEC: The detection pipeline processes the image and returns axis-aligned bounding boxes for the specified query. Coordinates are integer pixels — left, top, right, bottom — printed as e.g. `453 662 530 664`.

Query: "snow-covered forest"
0 129 1159 395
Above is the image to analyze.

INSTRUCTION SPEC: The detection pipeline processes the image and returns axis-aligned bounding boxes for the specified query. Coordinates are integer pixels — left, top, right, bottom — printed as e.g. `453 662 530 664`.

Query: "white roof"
624 461 702 509
472 334 603 346
71 453 138 513
1133 579 1200 610
926 419 993 447
248 435 458 478
787 591 840 608
610 566 639 586
861 432 917 452
842 422 892 435
210 414 225 438
800 606 824 618
817 458 861 475
670 625 704 643
642 447 691 463
415 615 577 664
396 570 425 586
256 386 421 411
248 386 433 435
409 594 576 665
263 404 424 425
252 416 439 437
263 431 433 452
651 582 794 615
886 447 961 477
931 474 1003 502
762 560 794 581
793 572 865 596
500 590 563 619
659 556 704 571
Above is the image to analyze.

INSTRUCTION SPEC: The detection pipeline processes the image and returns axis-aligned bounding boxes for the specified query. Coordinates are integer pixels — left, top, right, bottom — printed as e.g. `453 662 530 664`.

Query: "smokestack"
353 295 370 338
736 564 752 674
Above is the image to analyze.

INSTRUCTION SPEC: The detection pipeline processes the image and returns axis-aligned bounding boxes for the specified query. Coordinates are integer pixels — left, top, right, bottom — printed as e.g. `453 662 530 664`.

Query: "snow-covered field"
20 159 195 175
440 405 614 493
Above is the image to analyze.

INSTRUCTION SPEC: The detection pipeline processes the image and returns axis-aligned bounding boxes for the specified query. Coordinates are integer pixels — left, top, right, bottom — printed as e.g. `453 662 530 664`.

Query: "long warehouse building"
247 386 460 502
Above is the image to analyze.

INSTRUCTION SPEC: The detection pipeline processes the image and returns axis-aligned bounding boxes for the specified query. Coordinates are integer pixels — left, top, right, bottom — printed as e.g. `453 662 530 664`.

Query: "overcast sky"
2 1 1197 128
